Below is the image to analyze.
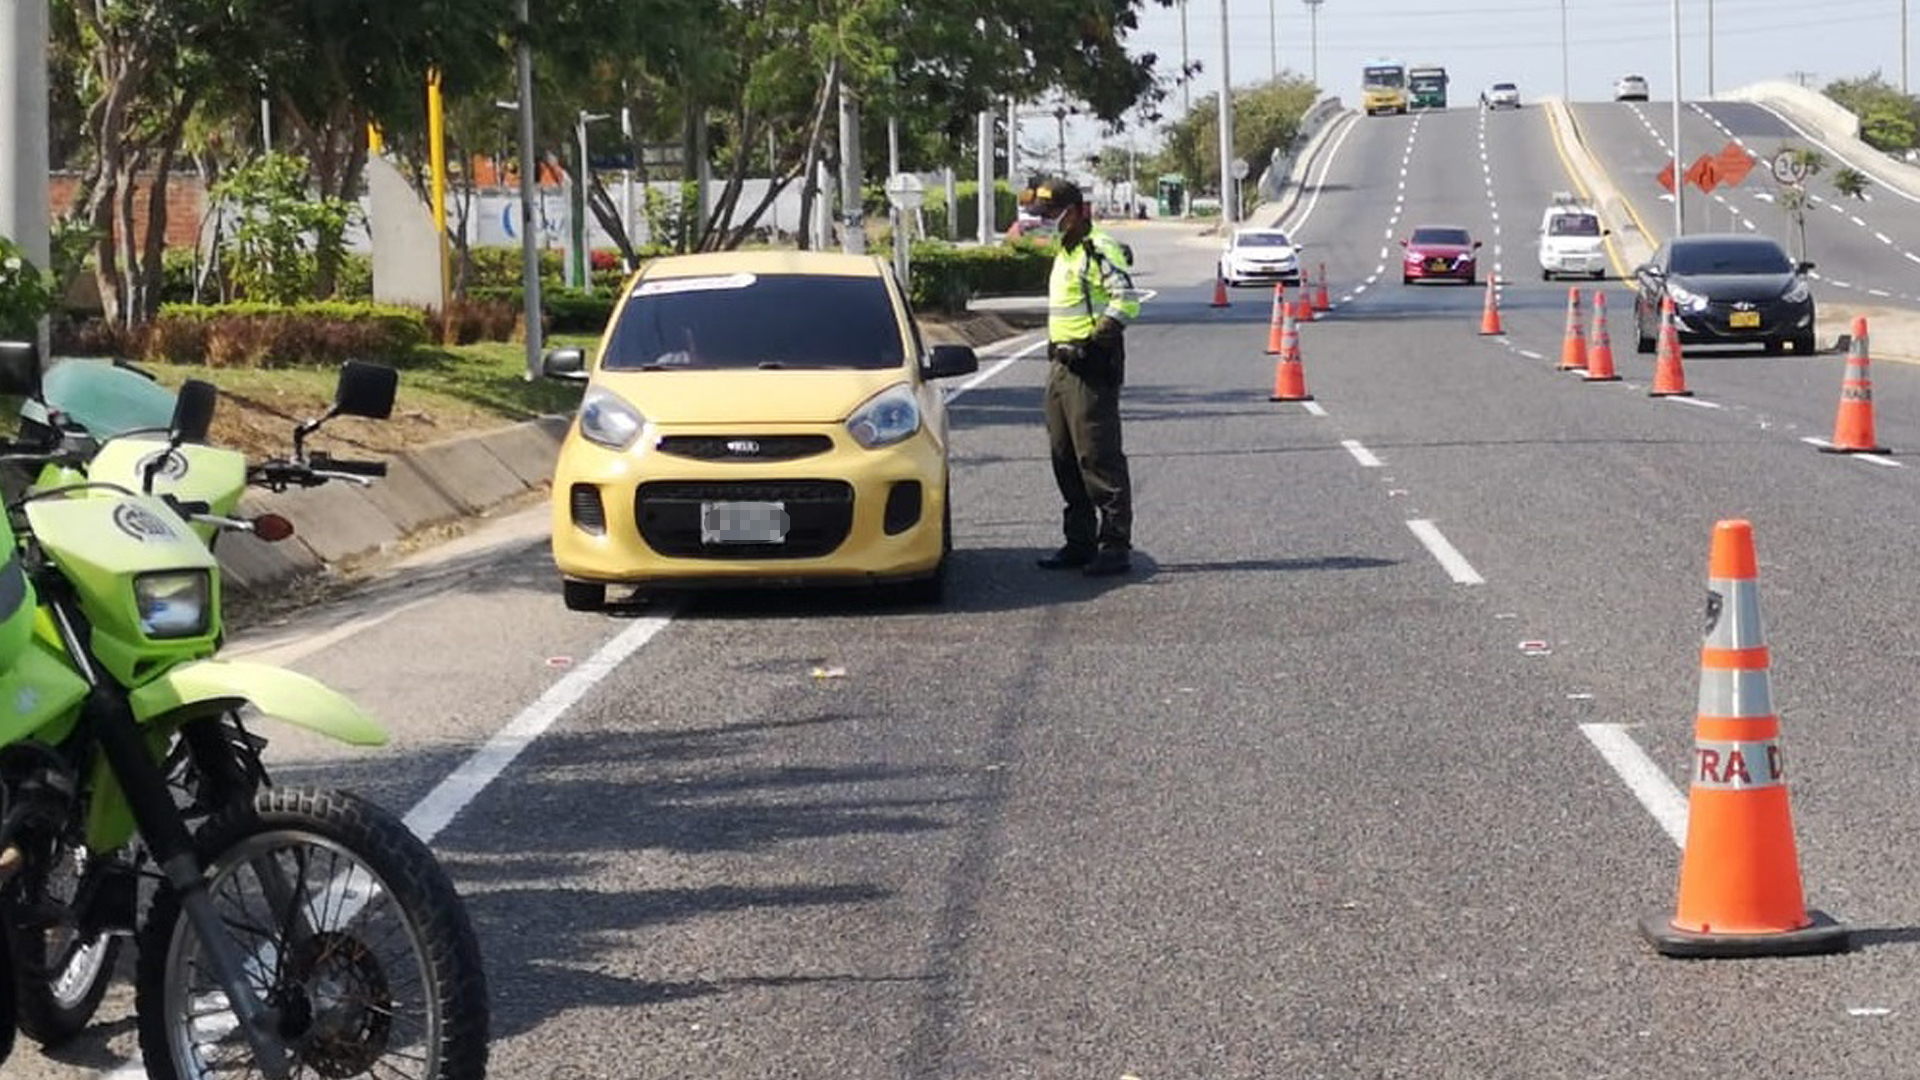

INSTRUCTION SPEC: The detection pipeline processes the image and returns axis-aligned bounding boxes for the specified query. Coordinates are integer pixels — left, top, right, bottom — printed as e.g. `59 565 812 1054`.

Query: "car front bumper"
1405 256 1476 281
551 421 948 588
1672 300 1815 342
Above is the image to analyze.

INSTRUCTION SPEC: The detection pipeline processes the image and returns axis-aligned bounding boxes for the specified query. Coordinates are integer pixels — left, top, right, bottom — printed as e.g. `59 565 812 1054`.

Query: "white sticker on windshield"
633 273 757 297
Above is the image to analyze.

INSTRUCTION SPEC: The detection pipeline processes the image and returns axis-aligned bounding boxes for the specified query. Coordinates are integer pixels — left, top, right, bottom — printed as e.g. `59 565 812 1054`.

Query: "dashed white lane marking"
1876 231 1894 244
1581 723 1688 847
1800 435 1903 466
1665 396 1722 410
1302 400 1329 417
1869 288 1893 297
1342 439 1384 467
1406 519 1485 585
1516 348 1544 360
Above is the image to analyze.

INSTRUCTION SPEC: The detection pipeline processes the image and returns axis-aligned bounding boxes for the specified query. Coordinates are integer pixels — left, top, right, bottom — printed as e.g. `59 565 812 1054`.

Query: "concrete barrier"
1722 81 1920 201
1252 98 1356 229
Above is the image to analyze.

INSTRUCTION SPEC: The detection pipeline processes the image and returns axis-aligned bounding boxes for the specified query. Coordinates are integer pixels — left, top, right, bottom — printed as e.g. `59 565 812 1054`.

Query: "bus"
1409 65 1449 109
1362 60 1408 116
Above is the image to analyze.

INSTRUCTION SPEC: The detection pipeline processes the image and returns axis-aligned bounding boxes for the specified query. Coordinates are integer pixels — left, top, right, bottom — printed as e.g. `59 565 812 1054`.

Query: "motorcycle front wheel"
133 787 489 1079
5 837 122 1046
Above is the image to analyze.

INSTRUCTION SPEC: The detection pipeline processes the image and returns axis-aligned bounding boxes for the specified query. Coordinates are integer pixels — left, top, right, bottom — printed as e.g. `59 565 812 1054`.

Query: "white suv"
1538 194 1610 280
1487 83 1520 109
1614 74 1650 101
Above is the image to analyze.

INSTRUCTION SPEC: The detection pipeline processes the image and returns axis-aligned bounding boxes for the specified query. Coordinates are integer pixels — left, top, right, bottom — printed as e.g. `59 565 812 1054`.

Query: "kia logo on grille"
1733 301 1756 310
726 439 761 455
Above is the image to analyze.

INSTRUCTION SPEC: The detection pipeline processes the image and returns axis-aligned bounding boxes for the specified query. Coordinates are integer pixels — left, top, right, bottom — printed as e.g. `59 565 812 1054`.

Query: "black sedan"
1632 234 1816 355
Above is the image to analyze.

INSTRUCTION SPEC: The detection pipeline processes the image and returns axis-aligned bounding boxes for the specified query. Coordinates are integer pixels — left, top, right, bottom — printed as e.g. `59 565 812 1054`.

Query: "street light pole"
1055 106 1068 176
0 0 51 356
1180 0 1192 114
1707 0 1715 97
1269 0 1277 83
1560 0 1569 101
513 0 543 379
1303 0 1322 88
1218 0 1237 224
1671 0 1684 237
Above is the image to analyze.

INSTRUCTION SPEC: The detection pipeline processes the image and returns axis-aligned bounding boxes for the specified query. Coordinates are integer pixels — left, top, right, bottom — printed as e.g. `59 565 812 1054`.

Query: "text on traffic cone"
1822 315 1890 454
1649 296 1693 397
1584 291 1621 382
1641 519 1849 958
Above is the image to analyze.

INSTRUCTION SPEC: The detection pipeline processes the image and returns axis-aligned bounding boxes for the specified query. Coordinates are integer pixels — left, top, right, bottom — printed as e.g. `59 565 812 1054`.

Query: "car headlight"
846 383 921 449
1405 250 1423 264
1668 283 1709 313
579 387 646 451
135 570 210 639
1783 278 1811 303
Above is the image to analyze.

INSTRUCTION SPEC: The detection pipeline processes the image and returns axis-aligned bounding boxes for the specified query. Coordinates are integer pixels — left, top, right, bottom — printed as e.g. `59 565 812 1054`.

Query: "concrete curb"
217 417 567 595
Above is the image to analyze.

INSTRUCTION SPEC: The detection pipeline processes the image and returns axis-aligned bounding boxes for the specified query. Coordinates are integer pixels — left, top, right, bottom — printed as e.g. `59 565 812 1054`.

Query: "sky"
1041 0 1920 162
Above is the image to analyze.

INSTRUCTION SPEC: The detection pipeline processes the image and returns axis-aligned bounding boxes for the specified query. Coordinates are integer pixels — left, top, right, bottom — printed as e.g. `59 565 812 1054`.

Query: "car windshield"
1493 83 1517 92
602 273 906 371
1412 227 1472 246
1549 214 1601 237
1364 67 1404 88
1237 232 1291 248
1668 240 1793 275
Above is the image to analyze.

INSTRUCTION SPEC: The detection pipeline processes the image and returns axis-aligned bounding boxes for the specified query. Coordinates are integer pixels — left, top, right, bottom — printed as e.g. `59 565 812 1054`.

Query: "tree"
1152 75 1317 197
1774 146 1827 261
1834 165 1872 200
1824 72 1920 152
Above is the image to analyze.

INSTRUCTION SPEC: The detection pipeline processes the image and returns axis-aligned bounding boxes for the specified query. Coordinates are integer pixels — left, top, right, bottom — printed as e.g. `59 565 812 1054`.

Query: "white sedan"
1218 228 1304 287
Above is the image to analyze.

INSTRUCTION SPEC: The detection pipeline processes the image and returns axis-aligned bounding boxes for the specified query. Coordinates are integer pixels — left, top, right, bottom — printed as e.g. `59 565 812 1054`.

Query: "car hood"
1234 247 1296 260
1671 271 1798 302
592 367 907 425
1410 243 1475 258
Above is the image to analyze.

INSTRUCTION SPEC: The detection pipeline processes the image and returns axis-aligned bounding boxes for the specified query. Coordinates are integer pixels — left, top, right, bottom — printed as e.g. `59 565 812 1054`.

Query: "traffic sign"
885 172 925 211
1230 157 1251 181
1771 149 1808 185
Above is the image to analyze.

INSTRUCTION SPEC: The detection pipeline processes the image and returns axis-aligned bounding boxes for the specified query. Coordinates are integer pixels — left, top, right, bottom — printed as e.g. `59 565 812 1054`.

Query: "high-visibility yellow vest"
1048 229 1141 342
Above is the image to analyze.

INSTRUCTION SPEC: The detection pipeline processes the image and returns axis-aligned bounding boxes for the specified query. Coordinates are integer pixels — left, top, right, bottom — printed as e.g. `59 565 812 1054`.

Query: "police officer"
1029 178 1141 576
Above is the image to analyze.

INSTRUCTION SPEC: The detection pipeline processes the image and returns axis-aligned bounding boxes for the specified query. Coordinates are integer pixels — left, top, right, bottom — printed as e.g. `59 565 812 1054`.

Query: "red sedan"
1401 225 1482 285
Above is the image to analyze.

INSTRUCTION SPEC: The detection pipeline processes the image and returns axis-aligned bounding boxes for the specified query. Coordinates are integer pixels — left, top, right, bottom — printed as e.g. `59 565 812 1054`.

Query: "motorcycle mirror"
252 513 296 543
334 360 398 420
170 379 218 445
0 340 42 398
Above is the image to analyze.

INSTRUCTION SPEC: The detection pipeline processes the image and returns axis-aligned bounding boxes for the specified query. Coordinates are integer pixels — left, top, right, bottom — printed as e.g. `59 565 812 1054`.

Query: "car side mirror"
1398 239 1408 247
925 344 979 380
335 360 398 420
0 340 40 398
543 346 590 381
1603 228 1613 236
1797 260 1816 273
1472 240 1484 249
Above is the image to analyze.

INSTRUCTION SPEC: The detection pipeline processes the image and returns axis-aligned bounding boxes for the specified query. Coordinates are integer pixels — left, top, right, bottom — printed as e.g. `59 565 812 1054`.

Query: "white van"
1538 193 1610 280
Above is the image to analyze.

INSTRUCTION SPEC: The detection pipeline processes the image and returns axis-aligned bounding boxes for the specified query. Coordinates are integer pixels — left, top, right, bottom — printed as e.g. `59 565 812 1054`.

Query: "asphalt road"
18 101 1920 1079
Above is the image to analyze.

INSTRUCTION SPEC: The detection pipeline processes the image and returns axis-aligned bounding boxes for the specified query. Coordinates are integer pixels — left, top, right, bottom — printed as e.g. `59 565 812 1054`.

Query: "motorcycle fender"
129 660 389 747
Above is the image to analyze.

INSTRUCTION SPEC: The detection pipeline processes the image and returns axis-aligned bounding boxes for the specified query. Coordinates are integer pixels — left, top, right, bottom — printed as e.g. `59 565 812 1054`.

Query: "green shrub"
146 302 430 368
907 240 1053 313
921 181 1025 239
0 236 56 338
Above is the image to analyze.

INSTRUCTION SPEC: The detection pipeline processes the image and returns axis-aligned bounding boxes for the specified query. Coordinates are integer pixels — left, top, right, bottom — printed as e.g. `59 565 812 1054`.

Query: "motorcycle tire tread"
131 786 491 1080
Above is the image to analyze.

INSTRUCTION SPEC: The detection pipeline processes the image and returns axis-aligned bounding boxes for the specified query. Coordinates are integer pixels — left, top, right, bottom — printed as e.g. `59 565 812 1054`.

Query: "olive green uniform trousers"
1043 337 1132 550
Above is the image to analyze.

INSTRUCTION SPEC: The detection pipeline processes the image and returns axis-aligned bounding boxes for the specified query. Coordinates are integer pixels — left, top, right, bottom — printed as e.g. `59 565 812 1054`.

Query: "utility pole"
620 96 637 270
0 0 50 356
1303 0 1323 88
513 0 543 379
1218 0 1237 224
977 111 994 242
1054 106 1068 176
838 83 865 254
1906 0 1911 94
1180 0 1192 114
1670 0 1684 237
1007 98 1019 189
1707 0 1715 97
1560 0 1569 101
1269 0 1277 83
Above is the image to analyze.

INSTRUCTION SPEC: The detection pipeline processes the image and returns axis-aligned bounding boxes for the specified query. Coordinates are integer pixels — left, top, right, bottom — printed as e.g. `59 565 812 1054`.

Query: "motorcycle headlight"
1668 283 1709 313
578 387 646 451
134 570 211 639
1783 278 1811 303
846 383 921 449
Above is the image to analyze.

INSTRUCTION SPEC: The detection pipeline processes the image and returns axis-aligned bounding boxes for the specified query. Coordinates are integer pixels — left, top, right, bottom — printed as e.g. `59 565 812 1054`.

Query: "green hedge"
145 302 430 368
919 181 1025 239
907 240 1053 313
468 286 616 336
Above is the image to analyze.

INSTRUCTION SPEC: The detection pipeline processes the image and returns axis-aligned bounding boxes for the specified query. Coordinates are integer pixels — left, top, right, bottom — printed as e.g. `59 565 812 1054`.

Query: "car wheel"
563 579 607 612
1466 272 1478 286
1541 268 1552 281
1636 320 1655 355
1794 331 1817 355
1592 270 1606 280
1402 274 1413 285
1763 339 1785 356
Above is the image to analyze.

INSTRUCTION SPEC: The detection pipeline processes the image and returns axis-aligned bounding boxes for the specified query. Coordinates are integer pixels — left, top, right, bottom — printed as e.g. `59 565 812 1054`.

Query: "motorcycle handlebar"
309 453 387 478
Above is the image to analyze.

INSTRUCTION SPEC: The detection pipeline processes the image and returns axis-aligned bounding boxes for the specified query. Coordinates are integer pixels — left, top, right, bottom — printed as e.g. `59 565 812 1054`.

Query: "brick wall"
48 171 208 249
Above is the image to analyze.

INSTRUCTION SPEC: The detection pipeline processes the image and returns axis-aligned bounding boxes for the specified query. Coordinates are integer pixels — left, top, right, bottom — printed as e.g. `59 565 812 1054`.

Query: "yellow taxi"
542 250 979 610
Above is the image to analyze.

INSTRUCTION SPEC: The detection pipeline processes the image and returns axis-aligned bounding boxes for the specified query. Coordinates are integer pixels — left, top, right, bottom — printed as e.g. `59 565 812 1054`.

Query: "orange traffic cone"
1558 287 1588 371
1269 307 1313 402
1293 285 1315 323
1649 297 1693 397
1642 519 1850 958
1584 291 1621 382
1477 276 1504 335
1312 263 1331 312
1822 316 1890 454
1211 268 1231 308
1265 284 1288 354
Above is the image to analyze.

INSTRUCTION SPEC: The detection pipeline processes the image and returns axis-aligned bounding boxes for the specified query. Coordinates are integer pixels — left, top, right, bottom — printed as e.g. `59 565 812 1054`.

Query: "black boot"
1036 545 1096 570
1083 547 1132 577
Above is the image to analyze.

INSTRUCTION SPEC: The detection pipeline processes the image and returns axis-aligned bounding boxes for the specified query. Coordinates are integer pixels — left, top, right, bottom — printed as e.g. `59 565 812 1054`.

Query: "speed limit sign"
1771 149 1808 184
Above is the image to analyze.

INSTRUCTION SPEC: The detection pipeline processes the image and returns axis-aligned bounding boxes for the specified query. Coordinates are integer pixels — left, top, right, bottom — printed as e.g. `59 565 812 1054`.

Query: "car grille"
1694 296 1803 335
635 480 853 558
654 434 835 462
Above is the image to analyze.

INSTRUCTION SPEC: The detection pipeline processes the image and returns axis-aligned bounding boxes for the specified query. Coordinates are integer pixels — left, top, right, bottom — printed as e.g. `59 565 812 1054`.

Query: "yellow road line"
1544 102 1660 283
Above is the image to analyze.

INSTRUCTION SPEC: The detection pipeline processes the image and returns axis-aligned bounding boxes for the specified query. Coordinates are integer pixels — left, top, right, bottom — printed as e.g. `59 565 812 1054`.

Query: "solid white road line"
406 610 676 844
1342 439 1384 467
1580 723 1688 847
1800 436 1902 466
1665 396 1722 409
1405 519 1485 585
948 337 1047 402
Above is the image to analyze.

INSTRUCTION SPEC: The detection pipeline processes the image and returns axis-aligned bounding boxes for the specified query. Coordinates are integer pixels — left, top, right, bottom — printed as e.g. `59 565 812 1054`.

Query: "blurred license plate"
1427 258 1450 272
700 501 788 544
1729 310 1761 328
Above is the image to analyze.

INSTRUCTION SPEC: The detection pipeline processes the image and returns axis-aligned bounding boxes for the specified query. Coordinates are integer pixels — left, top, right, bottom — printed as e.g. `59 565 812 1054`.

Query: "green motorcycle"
0 342 489 1078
